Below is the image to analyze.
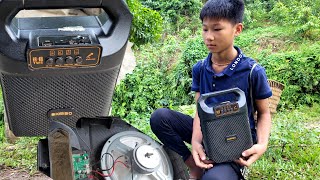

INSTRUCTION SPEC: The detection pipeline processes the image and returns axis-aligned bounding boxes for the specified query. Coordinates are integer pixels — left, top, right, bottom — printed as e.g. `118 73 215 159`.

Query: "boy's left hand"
235 144 267 167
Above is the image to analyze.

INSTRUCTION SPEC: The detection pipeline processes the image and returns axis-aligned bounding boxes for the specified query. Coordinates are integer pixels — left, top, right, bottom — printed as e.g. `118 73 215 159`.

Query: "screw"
145 153 154 158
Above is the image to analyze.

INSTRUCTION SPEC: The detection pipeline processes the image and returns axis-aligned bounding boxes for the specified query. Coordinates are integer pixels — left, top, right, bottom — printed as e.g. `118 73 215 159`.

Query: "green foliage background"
140 0 202 32
114 0 320 117
126 0 163 46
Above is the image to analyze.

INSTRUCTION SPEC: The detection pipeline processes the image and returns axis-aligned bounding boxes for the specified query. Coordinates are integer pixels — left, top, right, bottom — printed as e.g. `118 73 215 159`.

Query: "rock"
4 112 18 144
117 41 136 84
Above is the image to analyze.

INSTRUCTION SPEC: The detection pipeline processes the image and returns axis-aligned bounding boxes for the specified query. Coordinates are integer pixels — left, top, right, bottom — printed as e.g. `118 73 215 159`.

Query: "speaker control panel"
28 46 102 69
28 35 102 70
214 102 239 117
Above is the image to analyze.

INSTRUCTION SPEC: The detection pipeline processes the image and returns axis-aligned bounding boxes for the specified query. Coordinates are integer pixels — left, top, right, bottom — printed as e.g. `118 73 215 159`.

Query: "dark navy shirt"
191 47 272 133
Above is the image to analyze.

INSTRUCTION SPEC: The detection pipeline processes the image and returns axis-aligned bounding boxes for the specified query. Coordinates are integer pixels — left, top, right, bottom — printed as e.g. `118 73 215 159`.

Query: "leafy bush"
243 9 255 29
243 0 269 28
141 0 202 31
269 2 290 24
0 121 4 143
244 0 320 40
259 43 320 108
293 7 320 39
126 0 163 46
112 36 183 119
181 35 208 77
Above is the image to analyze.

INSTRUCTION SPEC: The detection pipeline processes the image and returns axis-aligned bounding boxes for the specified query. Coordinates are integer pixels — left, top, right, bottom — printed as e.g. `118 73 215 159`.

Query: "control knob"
46 57 54 65
65 56 74 64
55 57 64 65
75 56 83 64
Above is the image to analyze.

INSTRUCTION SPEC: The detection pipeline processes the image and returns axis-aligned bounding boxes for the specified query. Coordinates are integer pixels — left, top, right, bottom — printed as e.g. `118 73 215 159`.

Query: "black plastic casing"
0 0 133 136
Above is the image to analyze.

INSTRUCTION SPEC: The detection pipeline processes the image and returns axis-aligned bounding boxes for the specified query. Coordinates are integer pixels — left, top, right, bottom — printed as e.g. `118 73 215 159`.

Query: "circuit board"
73 152 90 180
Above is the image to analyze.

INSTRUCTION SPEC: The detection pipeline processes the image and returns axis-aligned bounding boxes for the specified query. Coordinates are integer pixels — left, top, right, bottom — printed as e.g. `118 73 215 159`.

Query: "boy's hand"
235 143 267 167
192 141 214 169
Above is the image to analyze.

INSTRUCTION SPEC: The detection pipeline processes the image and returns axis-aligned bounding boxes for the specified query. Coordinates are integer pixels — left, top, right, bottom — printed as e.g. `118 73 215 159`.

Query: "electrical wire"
92 169 114 177
114 160 129 168
92 160 129 178
114 155 125 162
100 158 129 171
91 153 129 179
91 152 115 170
88 174 99 180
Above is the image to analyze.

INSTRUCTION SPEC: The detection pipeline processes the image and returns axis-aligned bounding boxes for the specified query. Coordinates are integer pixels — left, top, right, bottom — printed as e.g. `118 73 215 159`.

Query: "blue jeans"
150 108 244 180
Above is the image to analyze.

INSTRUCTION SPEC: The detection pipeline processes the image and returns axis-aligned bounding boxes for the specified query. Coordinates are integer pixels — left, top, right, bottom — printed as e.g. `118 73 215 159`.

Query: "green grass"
0 137 41 174
247 104 320 179
236 25 314 60
0 121 4 143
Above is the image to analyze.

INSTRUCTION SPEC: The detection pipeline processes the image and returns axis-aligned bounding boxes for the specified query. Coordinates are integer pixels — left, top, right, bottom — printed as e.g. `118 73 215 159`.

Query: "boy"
150 0 272 179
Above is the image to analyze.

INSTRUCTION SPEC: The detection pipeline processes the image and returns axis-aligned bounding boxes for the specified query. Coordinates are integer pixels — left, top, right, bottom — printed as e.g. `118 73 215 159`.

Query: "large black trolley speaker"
0 0 133 136
197 88 253 163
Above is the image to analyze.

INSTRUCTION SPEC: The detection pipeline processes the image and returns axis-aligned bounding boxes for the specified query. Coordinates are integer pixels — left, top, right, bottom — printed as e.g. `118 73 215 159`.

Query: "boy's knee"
150 108 171 129
201 172 220 180
201 163 238 180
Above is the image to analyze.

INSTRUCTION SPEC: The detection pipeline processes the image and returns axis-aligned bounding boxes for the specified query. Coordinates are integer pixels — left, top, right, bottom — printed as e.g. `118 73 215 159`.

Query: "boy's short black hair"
200 0 245 24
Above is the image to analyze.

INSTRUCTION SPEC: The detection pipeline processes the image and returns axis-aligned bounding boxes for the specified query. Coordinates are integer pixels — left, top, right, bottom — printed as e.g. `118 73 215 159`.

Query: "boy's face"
202 18 243 53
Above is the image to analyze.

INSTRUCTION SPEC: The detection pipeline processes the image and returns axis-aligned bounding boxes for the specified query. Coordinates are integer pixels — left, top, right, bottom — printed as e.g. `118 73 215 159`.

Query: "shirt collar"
205 46 245 77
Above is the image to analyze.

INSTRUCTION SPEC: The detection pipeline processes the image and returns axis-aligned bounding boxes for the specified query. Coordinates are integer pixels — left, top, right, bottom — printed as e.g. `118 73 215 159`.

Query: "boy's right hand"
192 141 214 169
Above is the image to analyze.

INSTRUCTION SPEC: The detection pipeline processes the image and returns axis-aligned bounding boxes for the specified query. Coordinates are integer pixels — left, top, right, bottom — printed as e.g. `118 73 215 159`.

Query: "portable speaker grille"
1 67 120 136
202 113 253 163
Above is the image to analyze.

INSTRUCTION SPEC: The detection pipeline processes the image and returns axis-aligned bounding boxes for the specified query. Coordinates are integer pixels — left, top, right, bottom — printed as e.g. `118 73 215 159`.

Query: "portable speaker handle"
198 88 247 114
0 0 132 55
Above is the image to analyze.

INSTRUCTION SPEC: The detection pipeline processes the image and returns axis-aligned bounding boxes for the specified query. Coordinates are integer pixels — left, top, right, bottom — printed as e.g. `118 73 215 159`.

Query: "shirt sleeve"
252 65 272 99
191 61 202 92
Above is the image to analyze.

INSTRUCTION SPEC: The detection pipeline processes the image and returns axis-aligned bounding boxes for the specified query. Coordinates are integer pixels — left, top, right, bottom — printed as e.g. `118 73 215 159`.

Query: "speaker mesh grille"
202 113 253 163
1 68 119 136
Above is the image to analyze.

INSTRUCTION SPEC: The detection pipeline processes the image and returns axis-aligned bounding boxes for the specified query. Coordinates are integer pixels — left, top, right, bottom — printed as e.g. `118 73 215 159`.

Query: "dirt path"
0 165 52 180
306 121 320 130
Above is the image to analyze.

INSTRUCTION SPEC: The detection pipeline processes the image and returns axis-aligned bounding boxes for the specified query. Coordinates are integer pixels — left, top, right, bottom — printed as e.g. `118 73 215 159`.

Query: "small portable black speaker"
0 0 132 136
197 88 253 163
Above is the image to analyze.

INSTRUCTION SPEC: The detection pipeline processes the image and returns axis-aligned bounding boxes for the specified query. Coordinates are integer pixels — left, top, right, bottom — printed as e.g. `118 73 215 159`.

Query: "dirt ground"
0 165 52 180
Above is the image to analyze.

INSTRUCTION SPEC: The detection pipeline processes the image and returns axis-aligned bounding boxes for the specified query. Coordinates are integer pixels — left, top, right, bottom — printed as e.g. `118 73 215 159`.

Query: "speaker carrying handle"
0 0 132 54
198 88 246 114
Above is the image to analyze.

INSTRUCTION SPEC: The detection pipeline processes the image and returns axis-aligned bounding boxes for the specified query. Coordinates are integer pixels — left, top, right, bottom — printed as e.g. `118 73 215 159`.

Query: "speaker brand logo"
48 109 75 118
226 135 238 143
51 112 73 117
86 53 96 61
